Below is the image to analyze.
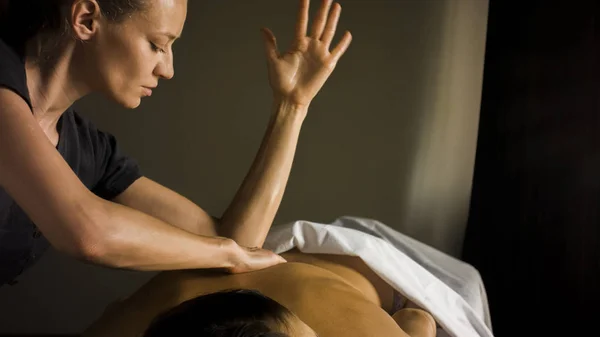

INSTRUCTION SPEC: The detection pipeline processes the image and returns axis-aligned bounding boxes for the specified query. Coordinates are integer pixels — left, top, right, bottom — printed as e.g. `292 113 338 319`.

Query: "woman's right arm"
0 88 284 272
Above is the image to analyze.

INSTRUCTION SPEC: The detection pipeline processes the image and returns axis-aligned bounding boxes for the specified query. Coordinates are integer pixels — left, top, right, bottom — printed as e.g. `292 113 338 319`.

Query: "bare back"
83 251 408 337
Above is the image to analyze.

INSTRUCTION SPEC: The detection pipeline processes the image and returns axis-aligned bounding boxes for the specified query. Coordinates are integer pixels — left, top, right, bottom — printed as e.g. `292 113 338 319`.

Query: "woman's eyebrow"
159 31 181 41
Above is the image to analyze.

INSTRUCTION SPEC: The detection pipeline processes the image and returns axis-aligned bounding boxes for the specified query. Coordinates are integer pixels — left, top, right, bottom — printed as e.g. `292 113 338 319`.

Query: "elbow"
52 225 109 265
77 233 139 270
76 231 109 265
53 201 113 266
54 222 110 265
76 214 124 268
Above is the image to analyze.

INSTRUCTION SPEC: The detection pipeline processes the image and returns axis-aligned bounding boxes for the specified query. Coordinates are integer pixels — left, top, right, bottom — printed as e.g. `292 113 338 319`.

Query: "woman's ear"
70 0 103 41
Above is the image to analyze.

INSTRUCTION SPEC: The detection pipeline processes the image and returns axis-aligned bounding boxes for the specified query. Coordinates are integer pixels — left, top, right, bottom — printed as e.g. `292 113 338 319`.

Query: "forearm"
113 177 219 237
82 198 239 271
218 98 306 248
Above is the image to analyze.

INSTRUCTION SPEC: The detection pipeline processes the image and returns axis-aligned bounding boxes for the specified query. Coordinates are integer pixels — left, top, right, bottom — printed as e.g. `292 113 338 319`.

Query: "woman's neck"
24 37 91 134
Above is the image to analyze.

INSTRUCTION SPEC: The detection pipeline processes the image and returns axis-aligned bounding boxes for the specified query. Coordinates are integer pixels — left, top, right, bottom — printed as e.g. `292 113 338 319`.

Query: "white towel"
264 216 494 337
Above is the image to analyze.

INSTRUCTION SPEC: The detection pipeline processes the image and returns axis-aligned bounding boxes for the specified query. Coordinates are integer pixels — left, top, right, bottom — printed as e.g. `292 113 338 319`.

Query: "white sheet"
263 216 494 337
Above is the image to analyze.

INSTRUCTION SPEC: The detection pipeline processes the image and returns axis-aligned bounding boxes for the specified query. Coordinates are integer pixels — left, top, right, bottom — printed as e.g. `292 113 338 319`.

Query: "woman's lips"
142 87 153 96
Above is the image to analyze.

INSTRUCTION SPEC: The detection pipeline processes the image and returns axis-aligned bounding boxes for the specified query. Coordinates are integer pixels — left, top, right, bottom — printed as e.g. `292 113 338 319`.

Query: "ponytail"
0 0 66 56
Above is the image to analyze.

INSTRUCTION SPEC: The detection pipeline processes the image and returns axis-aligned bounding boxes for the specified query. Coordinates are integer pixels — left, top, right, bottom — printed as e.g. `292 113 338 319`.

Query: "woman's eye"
150 42 165 53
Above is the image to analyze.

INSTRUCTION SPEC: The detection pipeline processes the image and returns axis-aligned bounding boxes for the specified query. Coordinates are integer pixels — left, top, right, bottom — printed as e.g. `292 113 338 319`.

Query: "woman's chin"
115 95 142 109
125 98 142 109
102 90 142 109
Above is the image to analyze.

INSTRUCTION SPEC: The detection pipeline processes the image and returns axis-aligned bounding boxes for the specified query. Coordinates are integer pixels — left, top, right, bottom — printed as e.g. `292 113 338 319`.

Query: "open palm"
261 0 352 107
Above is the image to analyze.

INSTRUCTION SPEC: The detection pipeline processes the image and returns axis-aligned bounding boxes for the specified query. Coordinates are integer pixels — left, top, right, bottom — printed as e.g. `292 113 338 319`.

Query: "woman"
83 248 437 337
0 0 352 285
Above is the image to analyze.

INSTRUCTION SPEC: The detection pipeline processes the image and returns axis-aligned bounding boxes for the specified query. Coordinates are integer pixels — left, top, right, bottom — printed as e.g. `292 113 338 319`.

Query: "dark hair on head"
0 0 148 58
143 289 293 337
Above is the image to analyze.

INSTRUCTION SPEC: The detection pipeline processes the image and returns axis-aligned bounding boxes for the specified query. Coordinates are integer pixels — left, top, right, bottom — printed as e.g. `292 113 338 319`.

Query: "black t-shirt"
0 39 143 286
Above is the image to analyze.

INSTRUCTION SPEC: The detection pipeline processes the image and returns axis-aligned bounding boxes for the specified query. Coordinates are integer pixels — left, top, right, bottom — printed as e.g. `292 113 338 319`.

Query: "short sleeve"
91 131 143 200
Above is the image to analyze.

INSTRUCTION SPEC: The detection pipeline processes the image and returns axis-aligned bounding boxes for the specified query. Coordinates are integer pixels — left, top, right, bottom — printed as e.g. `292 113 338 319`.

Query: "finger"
330 30 352 63
310 0 333 39
249 251 286 271
260 27 279 60
321 2 341 47
261 250 287 264
271 255 287 265
295 0 310 39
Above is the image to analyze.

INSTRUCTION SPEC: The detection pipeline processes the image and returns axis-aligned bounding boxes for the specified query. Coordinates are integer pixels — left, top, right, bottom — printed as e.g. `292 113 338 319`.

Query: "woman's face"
85 0 187 108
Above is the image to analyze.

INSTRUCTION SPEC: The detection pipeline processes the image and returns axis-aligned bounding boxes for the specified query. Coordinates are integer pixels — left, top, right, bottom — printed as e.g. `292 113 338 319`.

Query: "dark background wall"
463 0 599 335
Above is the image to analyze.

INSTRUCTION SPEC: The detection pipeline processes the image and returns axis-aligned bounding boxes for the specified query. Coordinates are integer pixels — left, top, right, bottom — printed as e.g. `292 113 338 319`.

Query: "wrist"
272 97 309 122
218 237 242 271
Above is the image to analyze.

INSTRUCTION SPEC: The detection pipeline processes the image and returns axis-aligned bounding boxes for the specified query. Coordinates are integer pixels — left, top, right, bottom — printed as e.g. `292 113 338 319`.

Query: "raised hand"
261 0 353 108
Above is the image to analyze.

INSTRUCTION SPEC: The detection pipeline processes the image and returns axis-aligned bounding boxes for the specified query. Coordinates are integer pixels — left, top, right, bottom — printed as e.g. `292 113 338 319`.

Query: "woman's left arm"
112 97 305 242
115 0 352 248
112 98 305 246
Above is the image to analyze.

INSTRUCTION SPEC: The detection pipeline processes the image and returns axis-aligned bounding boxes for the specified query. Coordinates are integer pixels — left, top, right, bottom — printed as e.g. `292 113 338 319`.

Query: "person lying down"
83 248 436 337
83 217 492 337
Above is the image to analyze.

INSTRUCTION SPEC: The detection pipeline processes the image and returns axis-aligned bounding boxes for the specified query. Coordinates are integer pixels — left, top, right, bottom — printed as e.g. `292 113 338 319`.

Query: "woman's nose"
155 55 174 80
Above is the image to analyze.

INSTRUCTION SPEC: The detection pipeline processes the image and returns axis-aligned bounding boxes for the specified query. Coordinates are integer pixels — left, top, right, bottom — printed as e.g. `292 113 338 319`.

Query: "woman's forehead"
140 0 187 36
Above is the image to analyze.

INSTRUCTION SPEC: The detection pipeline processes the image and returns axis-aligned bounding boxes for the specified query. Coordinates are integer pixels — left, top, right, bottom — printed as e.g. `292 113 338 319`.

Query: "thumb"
260 27 279 60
